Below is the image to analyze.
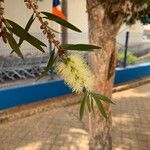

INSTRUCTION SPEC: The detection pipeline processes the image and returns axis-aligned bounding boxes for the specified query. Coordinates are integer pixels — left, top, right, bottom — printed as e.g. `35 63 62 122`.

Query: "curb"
113 77 150 93
0 77 150 124
0 94 83 124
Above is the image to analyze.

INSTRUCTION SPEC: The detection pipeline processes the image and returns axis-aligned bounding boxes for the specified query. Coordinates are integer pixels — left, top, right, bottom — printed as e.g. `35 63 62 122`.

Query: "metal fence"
0 33 56 88
0 31 150 88
116 29 150 67
0 31 89 88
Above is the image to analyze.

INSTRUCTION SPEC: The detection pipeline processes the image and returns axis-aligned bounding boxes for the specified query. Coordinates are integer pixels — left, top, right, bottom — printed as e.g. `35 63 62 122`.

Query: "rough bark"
86 0 123 149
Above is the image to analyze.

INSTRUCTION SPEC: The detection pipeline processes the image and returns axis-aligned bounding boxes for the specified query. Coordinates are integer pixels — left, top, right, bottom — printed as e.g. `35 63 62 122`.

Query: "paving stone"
0 83 150 150
112 83 150 150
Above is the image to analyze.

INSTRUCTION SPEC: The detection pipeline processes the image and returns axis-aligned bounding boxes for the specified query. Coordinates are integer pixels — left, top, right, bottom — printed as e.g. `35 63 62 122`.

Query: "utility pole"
61 0 68 44
123 31 129 67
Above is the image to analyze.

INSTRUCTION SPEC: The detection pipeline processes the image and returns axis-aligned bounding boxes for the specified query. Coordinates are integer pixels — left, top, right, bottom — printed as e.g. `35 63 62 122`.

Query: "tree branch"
24 0 66 57
86 0 105 13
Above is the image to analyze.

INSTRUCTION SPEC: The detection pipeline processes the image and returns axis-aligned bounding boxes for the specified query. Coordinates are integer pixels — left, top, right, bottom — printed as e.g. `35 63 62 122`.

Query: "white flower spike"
56 54 94 93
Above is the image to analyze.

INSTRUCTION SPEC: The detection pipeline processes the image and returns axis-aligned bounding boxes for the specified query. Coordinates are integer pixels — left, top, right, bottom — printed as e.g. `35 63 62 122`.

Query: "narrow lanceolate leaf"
4 19 12 30
91 92 114 104
18 14 35 46
41 12 81 32
44 49 56 72
5 19 46 52
93 95 107 119
6 32 24 59
80 94 88 121
6 19 46 47
8 27 45 53
86 94 91 112
90 97 95 117
61 44 101 51
48 26 61 34
24 14 35 32
37 49 57 80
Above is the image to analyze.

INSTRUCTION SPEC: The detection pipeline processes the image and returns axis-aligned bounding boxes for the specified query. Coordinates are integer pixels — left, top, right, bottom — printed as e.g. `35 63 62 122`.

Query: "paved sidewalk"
112 83 150 150
0 83 150 150
0 105 89 150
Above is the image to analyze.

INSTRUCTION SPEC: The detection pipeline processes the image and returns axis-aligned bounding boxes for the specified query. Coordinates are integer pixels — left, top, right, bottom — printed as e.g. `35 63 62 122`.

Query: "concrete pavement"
0 83 150 150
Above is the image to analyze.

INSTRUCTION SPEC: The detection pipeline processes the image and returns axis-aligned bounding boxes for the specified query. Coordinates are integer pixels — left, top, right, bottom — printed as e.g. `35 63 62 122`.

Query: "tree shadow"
0 104 89 150
0 84 149 150
112 84 150 150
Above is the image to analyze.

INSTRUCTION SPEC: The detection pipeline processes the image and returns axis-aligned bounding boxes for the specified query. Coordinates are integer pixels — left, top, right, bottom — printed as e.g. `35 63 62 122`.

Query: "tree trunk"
61 0 68 44
86 0 120 149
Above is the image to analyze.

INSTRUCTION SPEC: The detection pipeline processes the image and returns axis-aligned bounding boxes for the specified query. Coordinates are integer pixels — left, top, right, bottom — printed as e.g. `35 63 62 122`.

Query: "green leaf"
41 12 81 32
44 49 56 72
18 14 35 46
6 19 46 47
86 94 91 112
80 94 88 120
6 32 24 59
8 27 45 53
5 19 46 52
24 14 35 32
37 49 57 80
48 26 61 34
94 96 107 119
4 19 12 30
90 97 95 117
61 44 101 51
91 92 114 104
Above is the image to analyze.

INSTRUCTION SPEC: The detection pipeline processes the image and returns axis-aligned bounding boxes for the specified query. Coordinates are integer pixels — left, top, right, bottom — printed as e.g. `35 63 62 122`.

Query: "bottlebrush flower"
56 54 94 93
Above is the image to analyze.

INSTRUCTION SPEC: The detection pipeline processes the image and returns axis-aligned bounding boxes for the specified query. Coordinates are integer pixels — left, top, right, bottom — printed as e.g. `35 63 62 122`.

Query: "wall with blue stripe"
115 63 150 84
0 80 71 110
0 63 150 110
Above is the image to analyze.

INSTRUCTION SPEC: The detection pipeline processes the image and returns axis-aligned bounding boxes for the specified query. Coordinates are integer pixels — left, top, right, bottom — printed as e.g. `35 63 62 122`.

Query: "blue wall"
115 63 150 84
0 63 150 110
0 80 71 110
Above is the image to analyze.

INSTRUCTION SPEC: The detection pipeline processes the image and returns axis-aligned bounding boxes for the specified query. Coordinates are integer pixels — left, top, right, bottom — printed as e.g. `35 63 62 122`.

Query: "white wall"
4 0 88 43
3 0 149 51
117 23 144 46
2 0 53 55
5 0 52 33
67 0 88 43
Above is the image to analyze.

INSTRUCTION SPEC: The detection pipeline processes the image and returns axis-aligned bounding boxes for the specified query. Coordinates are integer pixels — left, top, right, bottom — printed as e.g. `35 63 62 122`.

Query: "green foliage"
100 0 150 26
94 95 107 118
90 97 95 116
121 0 150 25
48 26 61 34
5 19 46 53
62 44 101 51
80 93 88 120
0 4 109 121
117 50 137 64
79 92 114 120
91 92 115 104
37 49 58 80
41 12 81 32
134 0 150 24
6 32 24 59
18 14 35 47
